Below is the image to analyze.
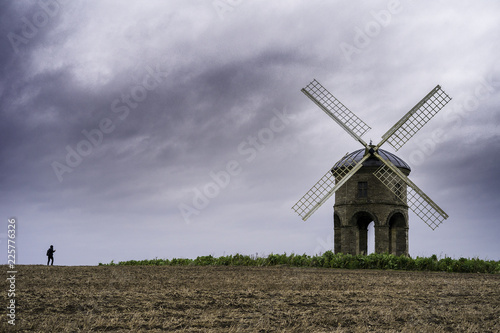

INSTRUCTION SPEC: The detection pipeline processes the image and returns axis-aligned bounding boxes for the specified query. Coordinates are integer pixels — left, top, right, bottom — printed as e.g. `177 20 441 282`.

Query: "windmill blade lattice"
331 152 360 181
292 168 336 220
380 85 451 151
302 79 371 144
292 154 368 221
373 163 447 230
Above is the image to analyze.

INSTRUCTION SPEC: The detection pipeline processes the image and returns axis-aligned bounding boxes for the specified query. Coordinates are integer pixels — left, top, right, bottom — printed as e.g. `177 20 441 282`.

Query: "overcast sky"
1 1 499 265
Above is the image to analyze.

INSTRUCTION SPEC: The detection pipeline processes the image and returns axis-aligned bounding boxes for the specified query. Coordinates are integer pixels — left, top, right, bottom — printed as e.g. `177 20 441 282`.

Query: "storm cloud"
1 1 499 265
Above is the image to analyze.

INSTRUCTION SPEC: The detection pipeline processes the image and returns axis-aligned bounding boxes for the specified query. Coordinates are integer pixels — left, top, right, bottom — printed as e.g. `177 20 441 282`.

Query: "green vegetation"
99 252 500 274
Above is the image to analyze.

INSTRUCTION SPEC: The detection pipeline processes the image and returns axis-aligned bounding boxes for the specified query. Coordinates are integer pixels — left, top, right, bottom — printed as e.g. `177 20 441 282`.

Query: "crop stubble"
1 265 499 332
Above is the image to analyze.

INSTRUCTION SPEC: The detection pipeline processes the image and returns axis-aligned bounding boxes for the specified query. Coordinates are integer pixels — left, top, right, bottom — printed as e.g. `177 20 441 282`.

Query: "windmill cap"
332 148 411 171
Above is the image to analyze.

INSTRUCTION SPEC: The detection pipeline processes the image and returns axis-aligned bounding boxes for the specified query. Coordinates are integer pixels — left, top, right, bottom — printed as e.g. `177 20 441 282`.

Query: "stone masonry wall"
333 166 410 256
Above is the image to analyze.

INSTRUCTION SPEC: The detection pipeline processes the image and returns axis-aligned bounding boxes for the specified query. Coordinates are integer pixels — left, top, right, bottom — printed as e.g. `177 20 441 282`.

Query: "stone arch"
388 211 408 256
351 211 377 255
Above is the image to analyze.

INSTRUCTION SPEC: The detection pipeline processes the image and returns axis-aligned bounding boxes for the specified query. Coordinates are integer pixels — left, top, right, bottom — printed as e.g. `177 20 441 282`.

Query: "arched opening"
333 214 341 254
367 222 375 255
389 212 407 256
354 212 375 255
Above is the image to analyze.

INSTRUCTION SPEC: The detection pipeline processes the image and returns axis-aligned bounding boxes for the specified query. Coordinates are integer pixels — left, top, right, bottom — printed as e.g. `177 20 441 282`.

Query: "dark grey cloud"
1 1 499 265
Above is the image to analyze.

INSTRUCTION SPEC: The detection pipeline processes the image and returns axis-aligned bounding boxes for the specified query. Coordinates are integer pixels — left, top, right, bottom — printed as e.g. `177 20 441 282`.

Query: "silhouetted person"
46 245 56 266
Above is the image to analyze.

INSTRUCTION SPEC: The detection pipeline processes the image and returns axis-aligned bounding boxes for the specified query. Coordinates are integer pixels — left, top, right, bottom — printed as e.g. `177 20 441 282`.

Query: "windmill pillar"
374 225 390 253
340 226 358 255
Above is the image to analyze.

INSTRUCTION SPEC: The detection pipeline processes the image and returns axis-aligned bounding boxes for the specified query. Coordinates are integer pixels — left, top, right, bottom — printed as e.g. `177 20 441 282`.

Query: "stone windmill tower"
292 79 451 255
332 147 411 256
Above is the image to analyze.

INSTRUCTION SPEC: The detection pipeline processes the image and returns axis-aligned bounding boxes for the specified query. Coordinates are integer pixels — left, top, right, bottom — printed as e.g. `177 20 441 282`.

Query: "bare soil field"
1 265 499 332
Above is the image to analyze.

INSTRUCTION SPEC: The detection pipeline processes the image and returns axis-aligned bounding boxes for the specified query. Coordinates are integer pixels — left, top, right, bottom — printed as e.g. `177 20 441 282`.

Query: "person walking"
46 245 56 266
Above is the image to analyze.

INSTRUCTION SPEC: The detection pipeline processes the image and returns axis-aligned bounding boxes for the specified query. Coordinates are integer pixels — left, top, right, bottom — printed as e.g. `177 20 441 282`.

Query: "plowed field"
1 265 499 332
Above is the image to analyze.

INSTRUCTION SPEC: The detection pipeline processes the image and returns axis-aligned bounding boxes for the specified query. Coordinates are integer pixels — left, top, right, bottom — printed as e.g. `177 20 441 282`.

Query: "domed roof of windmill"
333 148 411 171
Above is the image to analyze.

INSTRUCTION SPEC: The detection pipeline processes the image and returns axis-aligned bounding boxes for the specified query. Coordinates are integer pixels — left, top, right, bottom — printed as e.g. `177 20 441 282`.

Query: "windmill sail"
378 85 452 151
373 160 448 230
302 79 371 146
292 154 369 221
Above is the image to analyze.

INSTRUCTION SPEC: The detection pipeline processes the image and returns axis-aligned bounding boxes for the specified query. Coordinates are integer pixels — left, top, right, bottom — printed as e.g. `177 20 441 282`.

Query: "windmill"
292 79 451 255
